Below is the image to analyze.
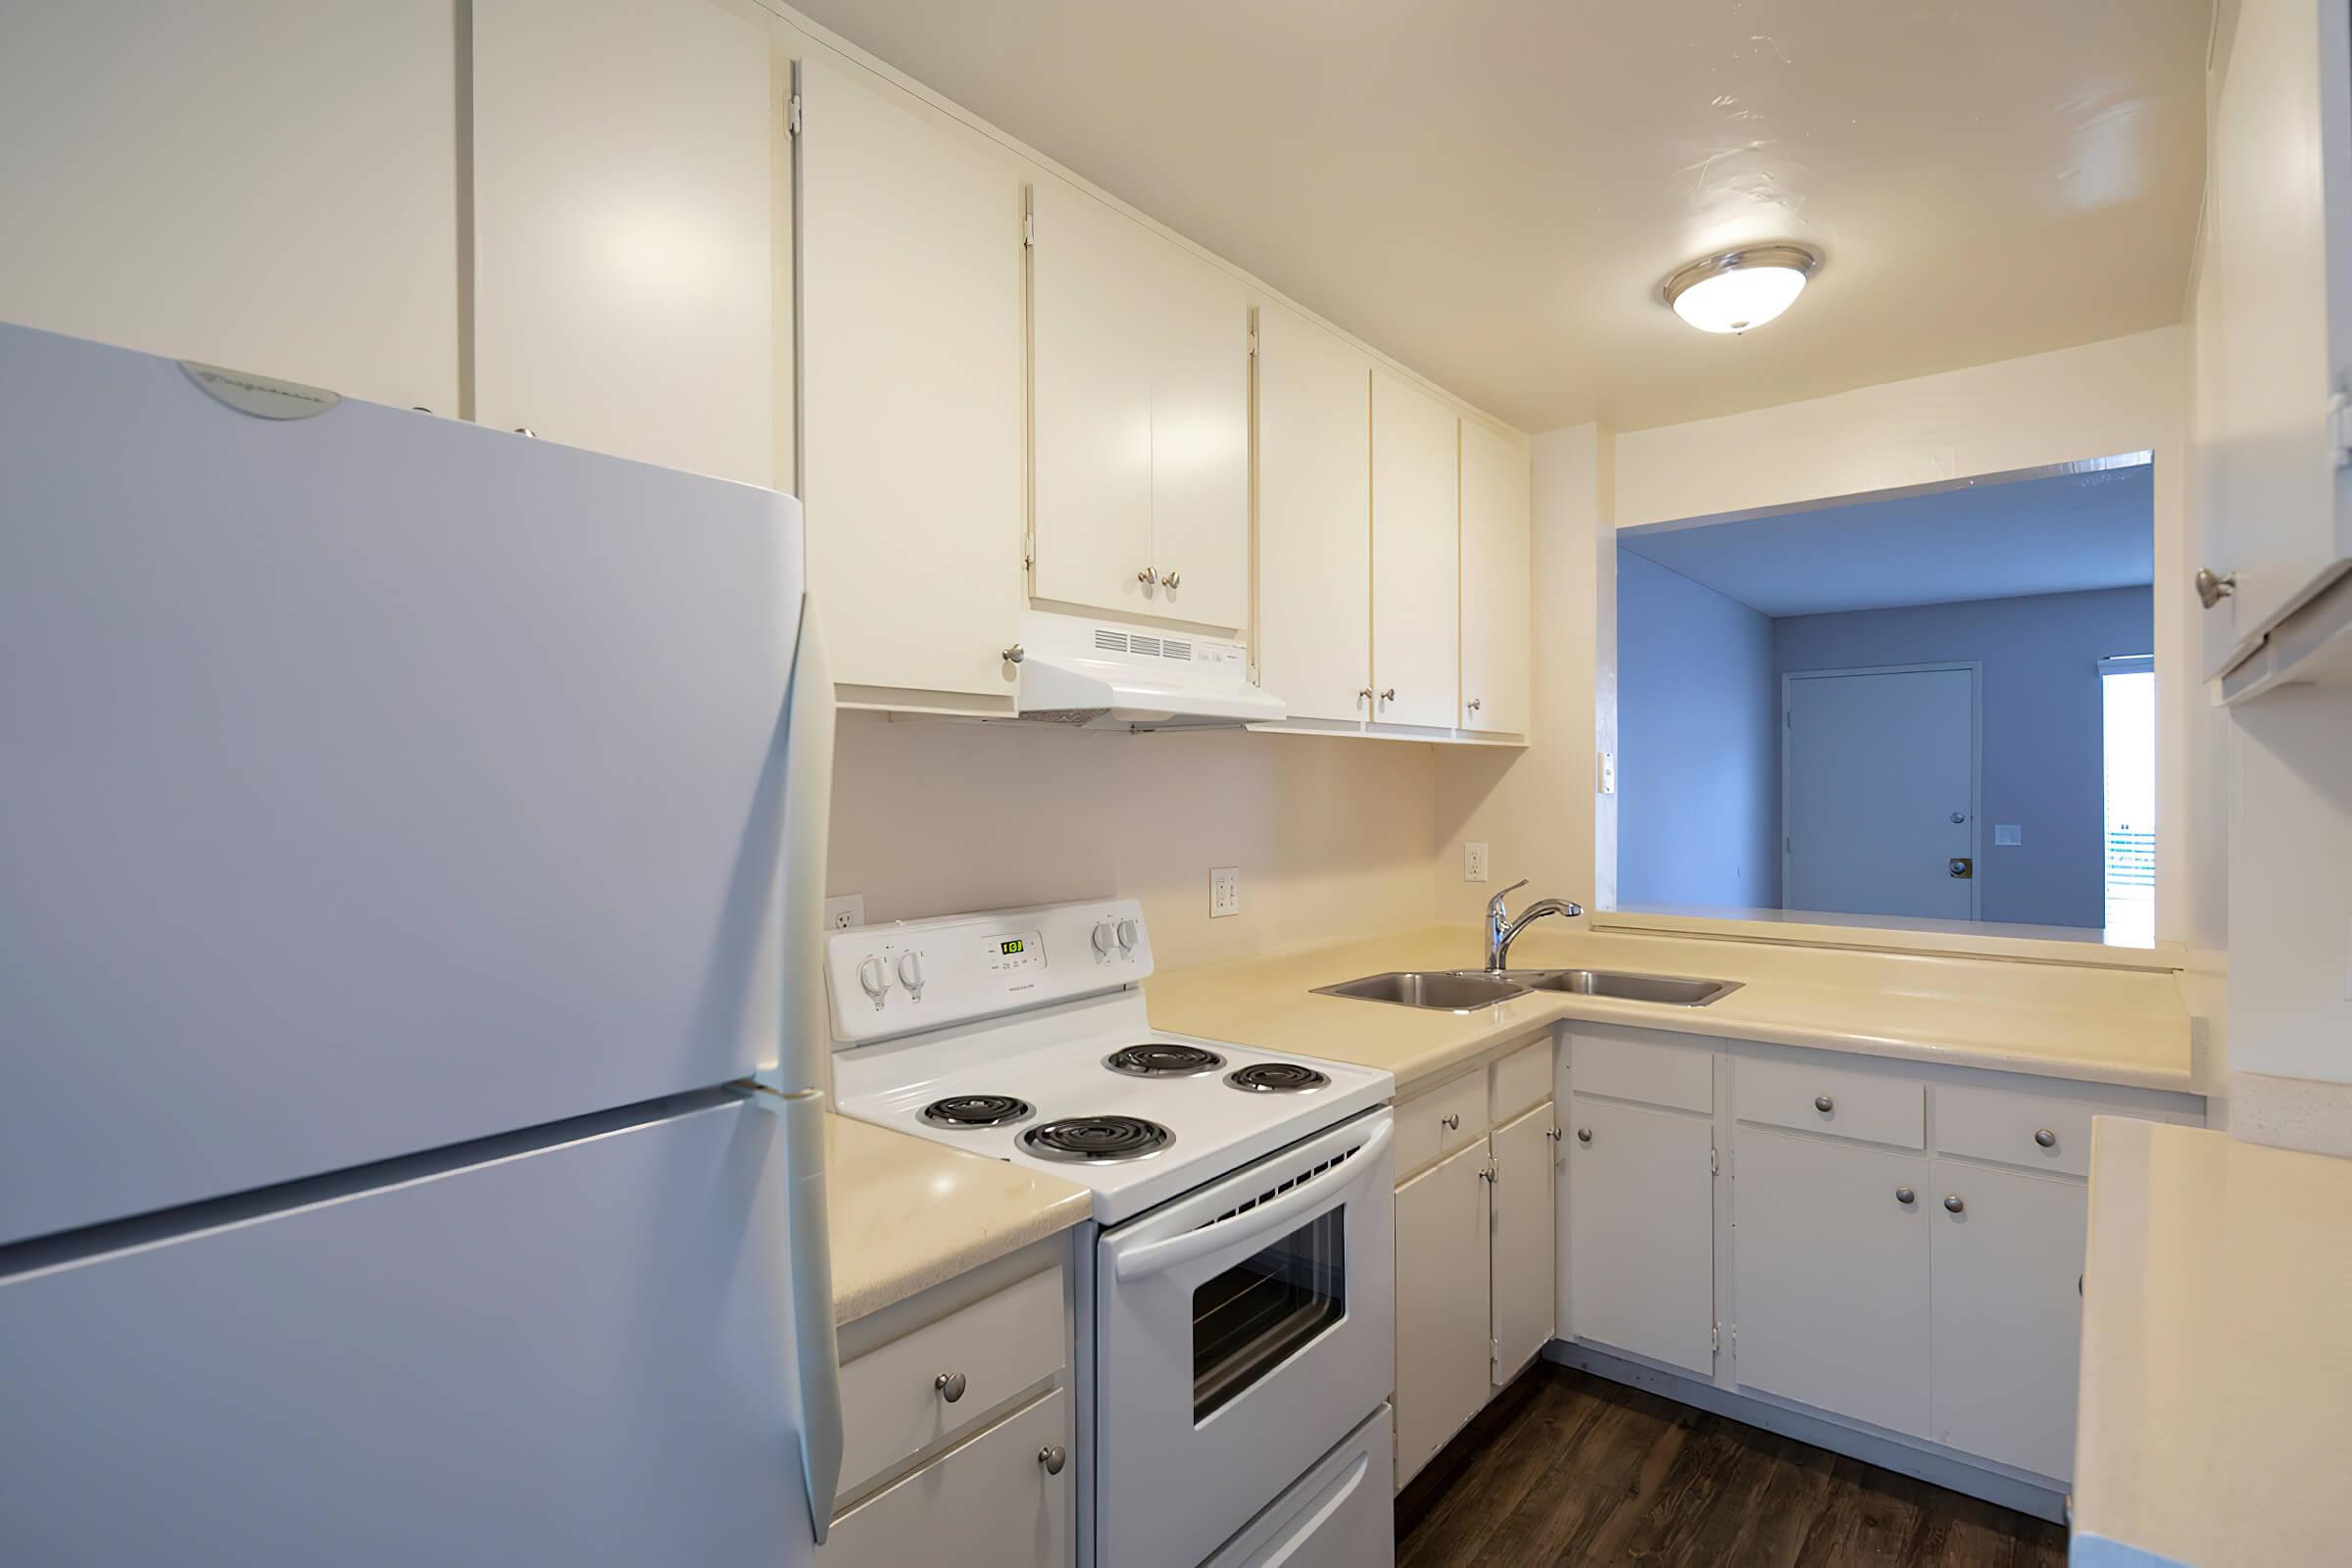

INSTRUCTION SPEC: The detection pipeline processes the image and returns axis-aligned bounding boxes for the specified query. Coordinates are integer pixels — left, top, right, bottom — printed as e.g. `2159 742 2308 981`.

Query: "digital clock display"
1000 939 1025 956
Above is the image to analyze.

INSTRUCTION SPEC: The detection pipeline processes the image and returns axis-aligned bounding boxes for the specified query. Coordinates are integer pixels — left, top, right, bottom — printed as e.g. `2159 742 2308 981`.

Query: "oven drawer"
1736 1055 1923 1150
1201 1402 1394 1568
837 1264 1065 1499
1396 1071 1488 1180
823 1388 1071 1567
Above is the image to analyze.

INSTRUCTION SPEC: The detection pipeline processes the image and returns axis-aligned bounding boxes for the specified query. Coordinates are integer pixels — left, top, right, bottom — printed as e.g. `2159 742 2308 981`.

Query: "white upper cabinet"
0 1 459 414
471 0 774 485
1255 301 1373 723
1370 370 1460 728
1030 176 1249 630
798 52 1025 701
1458 419 1531 734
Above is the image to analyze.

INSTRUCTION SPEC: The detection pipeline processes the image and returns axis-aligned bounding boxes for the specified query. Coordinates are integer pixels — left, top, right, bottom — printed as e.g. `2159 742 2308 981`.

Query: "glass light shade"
1668 263 1809 334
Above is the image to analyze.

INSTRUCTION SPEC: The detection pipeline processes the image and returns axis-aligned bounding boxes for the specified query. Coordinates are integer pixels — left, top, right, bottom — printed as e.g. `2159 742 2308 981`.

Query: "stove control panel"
826 897 1152 1045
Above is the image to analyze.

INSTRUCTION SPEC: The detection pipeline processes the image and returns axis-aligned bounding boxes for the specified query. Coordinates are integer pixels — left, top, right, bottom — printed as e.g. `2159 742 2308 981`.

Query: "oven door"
1094 1109 1395 1568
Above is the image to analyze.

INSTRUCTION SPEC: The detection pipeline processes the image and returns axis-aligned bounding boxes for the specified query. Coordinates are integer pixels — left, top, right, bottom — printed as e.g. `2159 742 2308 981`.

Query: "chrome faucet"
1485 879 1584 972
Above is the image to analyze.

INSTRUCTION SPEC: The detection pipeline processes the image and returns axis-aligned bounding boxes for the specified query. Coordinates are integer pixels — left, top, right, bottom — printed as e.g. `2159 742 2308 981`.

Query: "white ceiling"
784 0 2211 433
1619 465 2156 617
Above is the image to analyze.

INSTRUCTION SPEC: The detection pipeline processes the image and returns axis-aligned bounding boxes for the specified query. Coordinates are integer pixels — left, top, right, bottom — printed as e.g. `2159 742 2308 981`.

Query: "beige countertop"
824 1112 1092 1326
1145 924 2195 1098
2072 1120 2352 1567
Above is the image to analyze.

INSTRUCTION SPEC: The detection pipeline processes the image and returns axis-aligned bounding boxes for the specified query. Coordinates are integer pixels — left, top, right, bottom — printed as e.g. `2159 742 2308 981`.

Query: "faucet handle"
1488 878 1529 913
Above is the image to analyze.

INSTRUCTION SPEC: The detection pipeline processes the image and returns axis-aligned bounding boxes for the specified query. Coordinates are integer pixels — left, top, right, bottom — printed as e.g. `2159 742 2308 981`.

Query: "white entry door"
1783 664 1978 919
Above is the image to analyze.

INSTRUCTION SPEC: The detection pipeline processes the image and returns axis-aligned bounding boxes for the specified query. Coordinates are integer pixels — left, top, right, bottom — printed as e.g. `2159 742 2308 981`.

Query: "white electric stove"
826 899 1397 1568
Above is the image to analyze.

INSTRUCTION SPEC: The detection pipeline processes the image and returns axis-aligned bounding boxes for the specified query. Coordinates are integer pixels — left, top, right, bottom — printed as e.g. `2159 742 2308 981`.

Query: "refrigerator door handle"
769 595 843 1542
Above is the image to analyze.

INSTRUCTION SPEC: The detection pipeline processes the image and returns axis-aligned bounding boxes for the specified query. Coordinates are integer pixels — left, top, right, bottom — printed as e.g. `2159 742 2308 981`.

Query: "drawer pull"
2034 1128 2057 1149
1575 1127 1592 1144
1895 1187 1915 1205
1546 1126 1564 1143
1813 1095 1834 1113
1943 1195 1965 1214
934 1371 967 1403
1441 1112 1460 1131
1038 1445 1067 1476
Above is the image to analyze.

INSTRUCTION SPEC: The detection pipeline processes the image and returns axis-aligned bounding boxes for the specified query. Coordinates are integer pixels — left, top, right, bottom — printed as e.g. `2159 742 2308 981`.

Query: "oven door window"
1192 1205 1347 1422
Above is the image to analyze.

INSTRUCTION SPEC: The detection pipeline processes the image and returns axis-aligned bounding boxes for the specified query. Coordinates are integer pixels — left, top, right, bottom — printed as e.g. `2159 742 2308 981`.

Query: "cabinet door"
823 1390 1071 1568
1565 1097 1715 1377
1029 177 1158 618
1369 369 1459 727
1143 242 1250 630
1393 1139 1492 1489
472 0 773 483
799 54 1024 699
1255 301 1373 721
1732 1127 1930 1437
1490 1102 1558 1384
1458 419 1531 734
1928 1160 2087 1481
0 1 459 414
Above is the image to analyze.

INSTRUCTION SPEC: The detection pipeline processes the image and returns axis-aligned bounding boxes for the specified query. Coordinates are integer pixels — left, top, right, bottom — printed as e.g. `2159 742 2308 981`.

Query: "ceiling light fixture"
1661 243 1821 334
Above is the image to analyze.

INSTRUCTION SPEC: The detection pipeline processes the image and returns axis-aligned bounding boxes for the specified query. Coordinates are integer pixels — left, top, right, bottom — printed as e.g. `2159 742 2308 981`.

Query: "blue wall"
1773 587 2152 929
1618 552 1782 909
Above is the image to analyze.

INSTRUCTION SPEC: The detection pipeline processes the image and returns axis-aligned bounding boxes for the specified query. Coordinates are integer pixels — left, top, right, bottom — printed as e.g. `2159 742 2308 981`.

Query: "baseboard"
1544 1341 2070 1525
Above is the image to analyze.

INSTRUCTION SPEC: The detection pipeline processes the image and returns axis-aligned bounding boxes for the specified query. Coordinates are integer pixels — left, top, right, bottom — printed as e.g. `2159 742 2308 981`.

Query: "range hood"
1009 612 1286 731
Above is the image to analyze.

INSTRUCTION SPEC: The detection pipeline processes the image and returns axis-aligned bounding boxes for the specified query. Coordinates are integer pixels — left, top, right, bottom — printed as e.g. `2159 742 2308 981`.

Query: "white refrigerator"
0 322 841 1563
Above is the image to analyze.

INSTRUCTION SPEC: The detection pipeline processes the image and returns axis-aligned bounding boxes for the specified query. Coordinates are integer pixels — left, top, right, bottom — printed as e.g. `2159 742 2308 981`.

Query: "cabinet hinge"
1022 211 1035 248
1248 328 1260 357
786 92 803 138
1021 528 1036 571
1709 1145 1719 1176
2330 391 2352 468
1711 1325 1720 1351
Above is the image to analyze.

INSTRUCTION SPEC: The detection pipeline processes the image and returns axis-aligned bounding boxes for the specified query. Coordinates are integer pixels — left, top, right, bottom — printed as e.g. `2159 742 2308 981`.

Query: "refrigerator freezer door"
0 323 808 1244
0 1095 818 1565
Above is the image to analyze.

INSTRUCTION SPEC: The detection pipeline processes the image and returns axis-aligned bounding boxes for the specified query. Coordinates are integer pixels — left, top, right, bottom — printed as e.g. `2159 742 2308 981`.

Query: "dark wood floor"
1396 1365 2067 1568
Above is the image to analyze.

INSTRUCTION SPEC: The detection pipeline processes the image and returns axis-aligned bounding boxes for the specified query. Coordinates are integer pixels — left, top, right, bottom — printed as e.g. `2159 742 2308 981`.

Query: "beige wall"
826 712 1442 972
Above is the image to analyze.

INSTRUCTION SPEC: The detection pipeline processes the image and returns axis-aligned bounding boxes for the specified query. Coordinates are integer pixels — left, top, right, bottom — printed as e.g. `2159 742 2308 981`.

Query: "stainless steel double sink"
1312 967 1740 1012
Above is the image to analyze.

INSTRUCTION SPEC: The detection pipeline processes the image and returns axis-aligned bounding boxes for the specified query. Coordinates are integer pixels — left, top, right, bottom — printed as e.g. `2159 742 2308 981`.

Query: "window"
2098 655 2156 945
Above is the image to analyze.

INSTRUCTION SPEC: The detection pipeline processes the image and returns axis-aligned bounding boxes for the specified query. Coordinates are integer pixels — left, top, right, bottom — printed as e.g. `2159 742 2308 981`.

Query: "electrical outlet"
823 894 865 930
1209 867 1240 918
1464 841 1490 882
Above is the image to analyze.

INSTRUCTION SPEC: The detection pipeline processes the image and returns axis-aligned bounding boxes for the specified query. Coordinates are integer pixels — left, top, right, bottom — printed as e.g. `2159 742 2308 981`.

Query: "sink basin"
1312 970 1529 1011
1505 969 1740 1007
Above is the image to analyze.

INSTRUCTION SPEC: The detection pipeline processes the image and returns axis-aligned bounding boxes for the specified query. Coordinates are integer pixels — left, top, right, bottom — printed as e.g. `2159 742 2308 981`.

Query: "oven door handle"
1111 1118 1394 1283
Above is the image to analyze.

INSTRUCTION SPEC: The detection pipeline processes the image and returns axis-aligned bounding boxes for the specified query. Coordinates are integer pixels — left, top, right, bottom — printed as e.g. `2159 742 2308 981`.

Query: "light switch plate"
1994 824 2023 847
823 894 866 930
1209 866 1240 918
1464 842 1490 882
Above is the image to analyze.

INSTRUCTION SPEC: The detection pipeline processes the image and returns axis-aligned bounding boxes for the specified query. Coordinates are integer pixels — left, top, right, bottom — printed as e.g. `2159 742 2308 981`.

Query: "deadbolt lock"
1948 858 1974 879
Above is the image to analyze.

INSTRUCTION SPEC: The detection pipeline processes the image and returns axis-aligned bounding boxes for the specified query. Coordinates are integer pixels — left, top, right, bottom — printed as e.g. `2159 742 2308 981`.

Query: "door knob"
1948 810 1967 824
934 1371 967 1402
2194 566 2236 609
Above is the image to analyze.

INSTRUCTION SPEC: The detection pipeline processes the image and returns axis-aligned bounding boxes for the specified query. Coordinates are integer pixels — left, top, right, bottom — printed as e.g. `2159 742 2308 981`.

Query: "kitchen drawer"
1737 1055 1923 1150
1935 1085 2138 1179
838 1264 1065 1499
1490 1037 1553 1121
1395 1071 1489 1181
1568 1026 1714 1114
824 1388 1070 1566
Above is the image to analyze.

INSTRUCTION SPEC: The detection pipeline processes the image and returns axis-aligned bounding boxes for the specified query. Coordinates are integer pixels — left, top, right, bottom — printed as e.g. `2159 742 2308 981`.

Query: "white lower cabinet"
1731 1126 1931 1438
823 1388 1070 1568
1394 1137 1491 1485
1565 1095 1716 1378
1489 1102 1557 1382
1926 1159 2087 1480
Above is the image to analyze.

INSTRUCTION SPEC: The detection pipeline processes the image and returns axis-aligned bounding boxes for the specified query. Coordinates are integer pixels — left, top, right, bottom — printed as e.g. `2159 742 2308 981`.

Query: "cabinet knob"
1895 1187 1916 1205
1942 1195 1965 1214
934 1371 967 1402
513 426 537 438
2034 1128 2057 1149
1162 569 1181 589
1441 1112 1460 1131
1037 1444 1067 1476
1380 687 1397 704
2194 566 2236 609
1001 643 1025 664
1814 1095 1835 1113
1357 687 1374 704
1478 1164 1496 1184
1137 566 1157 586
1546 1126 1564 1143
1466 698 1482 712
1576 1127 1592 1144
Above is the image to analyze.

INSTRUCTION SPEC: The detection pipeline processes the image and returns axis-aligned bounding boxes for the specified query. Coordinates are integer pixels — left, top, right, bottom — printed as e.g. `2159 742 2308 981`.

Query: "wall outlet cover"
1209 866 1240 918
823 894 865 930
1464 841 1490 882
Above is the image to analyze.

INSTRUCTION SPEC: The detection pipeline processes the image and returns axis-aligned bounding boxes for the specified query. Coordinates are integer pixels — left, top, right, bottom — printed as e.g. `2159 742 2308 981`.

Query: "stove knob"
858 955 891 1004
897 951 926 995
1116 917 1141 954
1092 919 1118 956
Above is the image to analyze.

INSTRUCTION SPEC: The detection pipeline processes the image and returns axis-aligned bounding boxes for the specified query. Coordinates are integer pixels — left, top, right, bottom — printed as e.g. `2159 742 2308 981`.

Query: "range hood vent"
1006 612 1285 732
